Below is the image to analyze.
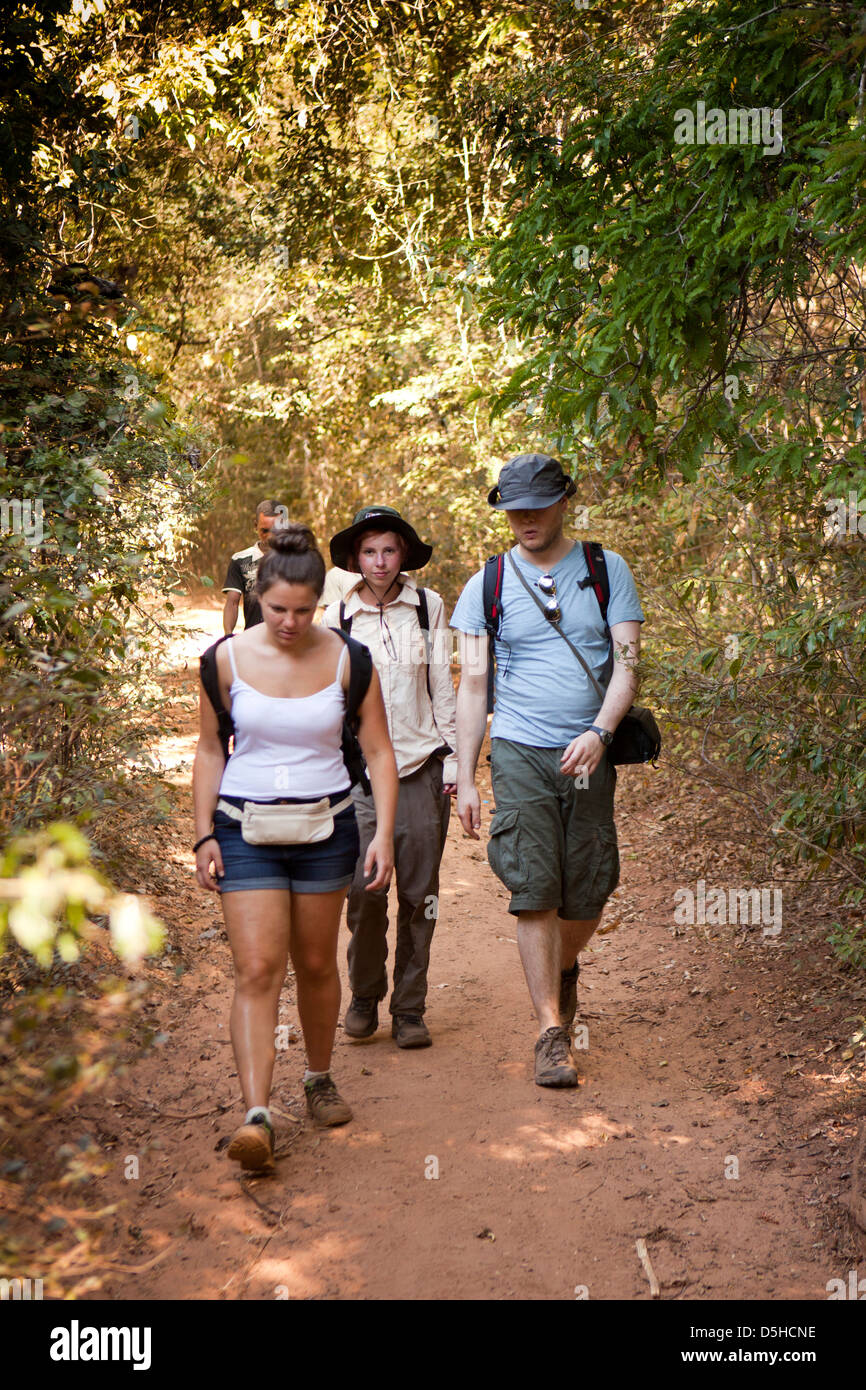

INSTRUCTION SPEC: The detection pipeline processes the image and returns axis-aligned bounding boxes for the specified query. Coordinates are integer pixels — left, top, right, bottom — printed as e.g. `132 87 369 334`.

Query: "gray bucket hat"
487 453 577 510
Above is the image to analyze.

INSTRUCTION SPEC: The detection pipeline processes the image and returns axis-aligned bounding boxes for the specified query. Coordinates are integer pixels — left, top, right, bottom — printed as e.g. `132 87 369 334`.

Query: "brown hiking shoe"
534 1026 579 1088
391 1013 432 1049
344 995 379 1040
226 1114 275 1171
560 961 580 1032
304 1075 353 1127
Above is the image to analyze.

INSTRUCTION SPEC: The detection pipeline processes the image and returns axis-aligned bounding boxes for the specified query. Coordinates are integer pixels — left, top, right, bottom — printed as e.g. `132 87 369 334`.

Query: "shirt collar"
343 573 418 615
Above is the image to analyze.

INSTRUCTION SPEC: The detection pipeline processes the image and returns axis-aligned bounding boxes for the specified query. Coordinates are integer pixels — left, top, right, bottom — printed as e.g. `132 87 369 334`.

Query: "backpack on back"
199 630 373 794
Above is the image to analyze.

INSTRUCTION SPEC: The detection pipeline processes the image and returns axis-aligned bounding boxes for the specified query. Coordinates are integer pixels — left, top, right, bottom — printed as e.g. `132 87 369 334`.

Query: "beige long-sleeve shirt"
323 575 457 781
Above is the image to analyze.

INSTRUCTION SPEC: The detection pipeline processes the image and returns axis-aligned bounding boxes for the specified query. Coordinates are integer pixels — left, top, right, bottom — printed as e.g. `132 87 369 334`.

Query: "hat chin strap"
361 573 401 608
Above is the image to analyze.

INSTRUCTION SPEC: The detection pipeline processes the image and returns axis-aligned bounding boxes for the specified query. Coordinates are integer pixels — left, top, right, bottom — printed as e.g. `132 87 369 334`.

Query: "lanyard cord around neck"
358 575 401 659
364 574 400 614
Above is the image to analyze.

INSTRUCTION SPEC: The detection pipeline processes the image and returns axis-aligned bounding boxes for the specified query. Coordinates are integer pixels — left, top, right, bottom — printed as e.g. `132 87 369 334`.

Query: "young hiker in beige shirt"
324 505 456 1048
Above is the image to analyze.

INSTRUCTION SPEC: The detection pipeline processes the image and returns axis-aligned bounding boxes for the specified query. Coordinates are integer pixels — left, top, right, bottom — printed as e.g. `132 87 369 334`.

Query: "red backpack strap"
482 554 505 714
482 553 505 633
582 541 610 634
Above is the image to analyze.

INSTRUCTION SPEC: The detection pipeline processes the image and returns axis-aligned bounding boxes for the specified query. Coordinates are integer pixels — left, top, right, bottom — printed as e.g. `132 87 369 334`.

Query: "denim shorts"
212 792 360 894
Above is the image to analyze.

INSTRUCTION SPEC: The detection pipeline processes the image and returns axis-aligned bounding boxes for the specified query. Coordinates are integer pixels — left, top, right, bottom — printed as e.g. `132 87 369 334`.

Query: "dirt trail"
86 599 864 1300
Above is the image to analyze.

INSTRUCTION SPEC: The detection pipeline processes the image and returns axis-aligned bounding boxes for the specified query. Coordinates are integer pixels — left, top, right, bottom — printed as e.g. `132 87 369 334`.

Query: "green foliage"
1 2 215 827
89 0 544 591
828 923 866 972
466 0 866 905
0 345 208 825
1 0 864 937
479 0 866 495
0 961 158 1298
623 459 866 909
0 823 164 965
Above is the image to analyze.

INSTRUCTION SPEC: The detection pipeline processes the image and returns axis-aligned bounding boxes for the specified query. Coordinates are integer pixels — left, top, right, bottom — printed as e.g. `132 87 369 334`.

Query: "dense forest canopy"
2 1 866 1311
1 0 864 963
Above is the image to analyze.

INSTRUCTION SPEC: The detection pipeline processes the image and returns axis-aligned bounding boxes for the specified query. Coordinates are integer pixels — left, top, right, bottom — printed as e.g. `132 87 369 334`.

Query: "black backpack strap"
333 628 373 724
415 587 432 703
338 599 352 635
482 554 505 715
416 587 429 634
334 628 373 794
199 635 235 762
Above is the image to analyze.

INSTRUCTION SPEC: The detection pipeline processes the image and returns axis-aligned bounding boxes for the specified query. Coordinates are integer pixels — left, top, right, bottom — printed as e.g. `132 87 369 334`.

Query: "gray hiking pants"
346 755 450 1016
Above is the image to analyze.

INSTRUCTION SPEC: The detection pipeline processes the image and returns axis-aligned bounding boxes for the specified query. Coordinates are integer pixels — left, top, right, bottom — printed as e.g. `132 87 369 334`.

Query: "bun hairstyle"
255 522 326 598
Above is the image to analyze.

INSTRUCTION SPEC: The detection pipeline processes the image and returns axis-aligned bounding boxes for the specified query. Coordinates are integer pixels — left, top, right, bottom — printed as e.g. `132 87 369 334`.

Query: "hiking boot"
534 1026 579 1088
226 1113 275 1171
344 995 379 1040
560 961 580 1032
391 1013 432 1049
304 1075 353 1127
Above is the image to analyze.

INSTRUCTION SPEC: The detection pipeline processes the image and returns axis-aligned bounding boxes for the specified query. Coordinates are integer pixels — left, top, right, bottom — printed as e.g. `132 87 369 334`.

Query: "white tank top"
218 638 351 800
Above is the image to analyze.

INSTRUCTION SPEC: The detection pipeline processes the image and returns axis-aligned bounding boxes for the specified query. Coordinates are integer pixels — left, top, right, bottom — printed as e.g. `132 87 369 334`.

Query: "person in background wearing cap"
324 506 457 1049
222 499 289 633
450 455 644 1088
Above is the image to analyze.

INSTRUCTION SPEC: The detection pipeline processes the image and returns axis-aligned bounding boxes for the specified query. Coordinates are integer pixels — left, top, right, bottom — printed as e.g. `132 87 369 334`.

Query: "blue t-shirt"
450 543 645 748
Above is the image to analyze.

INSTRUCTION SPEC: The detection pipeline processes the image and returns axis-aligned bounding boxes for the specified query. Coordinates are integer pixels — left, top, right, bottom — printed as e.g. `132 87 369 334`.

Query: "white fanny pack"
217 794 353 846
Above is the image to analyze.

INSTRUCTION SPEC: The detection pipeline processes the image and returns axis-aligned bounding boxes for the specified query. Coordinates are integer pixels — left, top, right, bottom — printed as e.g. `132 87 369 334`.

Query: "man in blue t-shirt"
451 454 645 1089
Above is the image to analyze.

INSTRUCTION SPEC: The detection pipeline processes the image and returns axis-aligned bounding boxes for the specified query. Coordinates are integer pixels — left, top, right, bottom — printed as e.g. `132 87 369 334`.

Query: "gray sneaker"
534 1025 579 1088
559 961 580 1032
391 1013 432 1048
344 995 378 1039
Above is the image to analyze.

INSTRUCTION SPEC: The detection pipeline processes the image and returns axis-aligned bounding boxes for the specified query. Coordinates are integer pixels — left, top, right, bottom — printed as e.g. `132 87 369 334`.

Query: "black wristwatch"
588 725 614 747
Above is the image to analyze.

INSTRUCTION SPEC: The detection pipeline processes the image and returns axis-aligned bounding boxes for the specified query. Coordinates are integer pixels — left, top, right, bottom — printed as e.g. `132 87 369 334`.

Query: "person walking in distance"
324 506 456 1049
451 456 644 1087
194 524 398 1170
222 499 289 633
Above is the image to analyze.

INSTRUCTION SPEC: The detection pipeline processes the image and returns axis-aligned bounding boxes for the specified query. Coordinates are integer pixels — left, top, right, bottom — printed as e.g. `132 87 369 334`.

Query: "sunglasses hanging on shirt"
378 606 399 661
536 573 562 624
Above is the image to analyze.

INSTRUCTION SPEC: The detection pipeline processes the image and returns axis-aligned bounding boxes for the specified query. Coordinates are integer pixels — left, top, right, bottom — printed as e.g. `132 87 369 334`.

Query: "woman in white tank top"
192 524 398 1171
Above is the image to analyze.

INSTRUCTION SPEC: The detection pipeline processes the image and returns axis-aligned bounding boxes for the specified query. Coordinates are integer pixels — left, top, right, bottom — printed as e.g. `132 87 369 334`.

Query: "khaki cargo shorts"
487 737 620 919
